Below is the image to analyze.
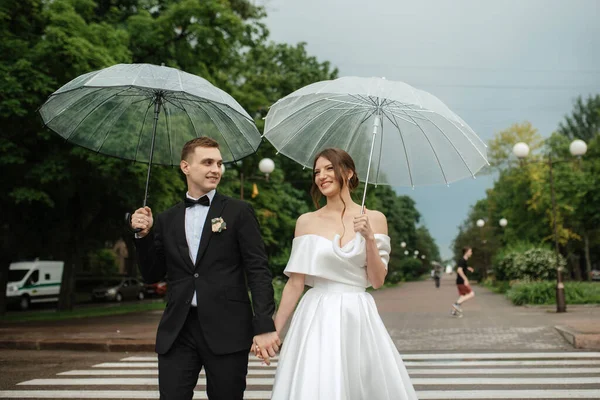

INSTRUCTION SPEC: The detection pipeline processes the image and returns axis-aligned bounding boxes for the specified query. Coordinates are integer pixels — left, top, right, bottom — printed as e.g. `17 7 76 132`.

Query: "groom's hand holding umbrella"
131 207 153 238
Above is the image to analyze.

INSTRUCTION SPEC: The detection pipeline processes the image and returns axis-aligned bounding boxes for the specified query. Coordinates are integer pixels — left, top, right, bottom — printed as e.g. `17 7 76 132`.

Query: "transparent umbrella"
263 76 489 257
39 63 261 206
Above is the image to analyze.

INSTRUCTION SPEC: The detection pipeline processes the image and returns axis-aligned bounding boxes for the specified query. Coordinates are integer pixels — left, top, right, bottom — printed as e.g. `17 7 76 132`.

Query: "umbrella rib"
185 101 237 162
64 87 135 140
345 109 376 177
385 110 420 126
413 117 450 184
265 96 333 133
43 87 109 126
84 93 132 150
385 112 414 188
94 93 143 156
133 102 155 162
206 103 252 161
326 98 374 109
417 112 478 178
443 117 489 165
374 114 384 185
275 101 343 153
304 103 366 161
163 102 174 165
387 107 433 122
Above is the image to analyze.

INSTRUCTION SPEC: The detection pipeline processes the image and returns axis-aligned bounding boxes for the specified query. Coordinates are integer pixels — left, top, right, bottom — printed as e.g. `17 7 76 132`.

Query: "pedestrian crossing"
1 351 600 399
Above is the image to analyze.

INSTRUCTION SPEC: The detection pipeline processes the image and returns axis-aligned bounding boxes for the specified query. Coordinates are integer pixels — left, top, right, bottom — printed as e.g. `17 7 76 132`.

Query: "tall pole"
240 171 244 200
548 155 566 313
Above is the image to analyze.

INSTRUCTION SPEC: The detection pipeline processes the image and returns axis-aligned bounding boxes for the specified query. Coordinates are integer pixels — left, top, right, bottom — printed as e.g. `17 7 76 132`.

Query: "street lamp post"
512 140 588 313
476 219 487 279
238 158 275 200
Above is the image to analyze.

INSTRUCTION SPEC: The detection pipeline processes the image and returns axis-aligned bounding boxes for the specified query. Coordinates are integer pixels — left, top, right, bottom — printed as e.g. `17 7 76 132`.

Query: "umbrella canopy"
264 76 488 187
263 76 489 258
39 63 261 206
39 63 260 165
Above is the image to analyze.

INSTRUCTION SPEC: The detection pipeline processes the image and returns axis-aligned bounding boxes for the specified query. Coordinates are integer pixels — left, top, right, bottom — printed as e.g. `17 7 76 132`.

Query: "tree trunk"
0 260 9 316
124 236 137 278
0 223 17 315
58 193 84 311
584 232 592 281
571 252 582 281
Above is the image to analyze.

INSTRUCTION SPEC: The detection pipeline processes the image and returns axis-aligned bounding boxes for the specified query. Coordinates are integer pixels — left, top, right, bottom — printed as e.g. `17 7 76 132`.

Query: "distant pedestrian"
432 262 442 288
451 247 475 317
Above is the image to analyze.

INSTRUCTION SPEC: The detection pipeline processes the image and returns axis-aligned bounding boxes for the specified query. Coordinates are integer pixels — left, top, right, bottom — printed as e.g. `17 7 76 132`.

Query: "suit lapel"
174 203 196 272
195 192 227 269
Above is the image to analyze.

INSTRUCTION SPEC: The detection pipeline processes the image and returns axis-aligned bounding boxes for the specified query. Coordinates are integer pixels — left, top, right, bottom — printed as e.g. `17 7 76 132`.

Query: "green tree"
486 121 544 171
557 95 600 143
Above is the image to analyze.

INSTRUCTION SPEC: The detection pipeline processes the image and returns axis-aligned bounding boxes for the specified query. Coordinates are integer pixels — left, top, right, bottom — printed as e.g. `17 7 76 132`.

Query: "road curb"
0 339 155 352
555 325 600 350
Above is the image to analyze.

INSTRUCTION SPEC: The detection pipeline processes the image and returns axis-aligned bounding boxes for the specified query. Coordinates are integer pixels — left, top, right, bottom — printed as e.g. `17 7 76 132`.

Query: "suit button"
194 273 199 278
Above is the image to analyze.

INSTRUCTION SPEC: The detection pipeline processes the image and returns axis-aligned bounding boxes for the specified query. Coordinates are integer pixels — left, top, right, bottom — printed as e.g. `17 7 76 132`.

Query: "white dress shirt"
185 190 216 307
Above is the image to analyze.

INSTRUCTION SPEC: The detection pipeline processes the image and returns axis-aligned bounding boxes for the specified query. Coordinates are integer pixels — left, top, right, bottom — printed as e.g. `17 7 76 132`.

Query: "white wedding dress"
271 234 418 400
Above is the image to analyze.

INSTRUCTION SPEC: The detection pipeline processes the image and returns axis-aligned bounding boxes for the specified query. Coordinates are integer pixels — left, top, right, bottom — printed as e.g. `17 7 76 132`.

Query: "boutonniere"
211 217 227 233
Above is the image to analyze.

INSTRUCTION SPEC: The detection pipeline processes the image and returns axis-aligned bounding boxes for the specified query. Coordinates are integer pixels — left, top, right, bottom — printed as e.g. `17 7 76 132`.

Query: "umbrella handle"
125 212 142 234
332 232 364 259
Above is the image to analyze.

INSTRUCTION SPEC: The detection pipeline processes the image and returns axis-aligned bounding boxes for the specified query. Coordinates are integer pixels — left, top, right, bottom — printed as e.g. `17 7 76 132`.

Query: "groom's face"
181 146 223 194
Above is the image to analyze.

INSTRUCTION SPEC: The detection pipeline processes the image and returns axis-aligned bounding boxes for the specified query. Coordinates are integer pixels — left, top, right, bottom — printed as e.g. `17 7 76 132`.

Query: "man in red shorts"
451 247 475 317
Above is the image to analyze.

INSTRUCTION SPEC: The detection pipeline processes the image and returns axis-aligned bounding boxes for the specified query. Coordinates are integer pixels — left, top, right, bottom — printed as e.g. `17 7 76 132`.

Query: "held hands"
252 331 281 366
353 208 374 241
131 206 153 238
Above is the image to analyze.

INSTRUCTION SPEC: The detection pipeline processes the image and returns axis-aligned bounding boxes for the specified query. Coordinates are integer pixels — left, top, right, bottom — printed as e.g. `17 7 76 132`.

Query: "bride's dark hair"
310 146 360 225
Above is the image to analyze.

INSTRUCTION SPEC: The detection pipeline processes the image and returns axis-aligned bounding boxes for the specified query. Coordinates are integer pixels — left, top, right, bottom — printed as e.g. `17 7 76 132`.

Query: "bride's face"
314 156 340 197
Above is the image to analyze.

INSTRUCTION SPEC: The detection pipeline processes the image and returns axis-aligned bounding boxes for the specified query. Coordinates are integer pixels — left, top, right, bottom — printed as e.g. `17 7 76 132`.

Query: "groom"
130 137 280 400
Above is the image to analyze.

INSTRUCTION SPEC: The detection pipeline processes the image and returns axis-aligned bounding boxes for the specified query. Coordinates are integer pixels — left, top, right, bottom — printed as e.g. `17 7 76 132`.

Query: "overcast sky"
263 0 600 260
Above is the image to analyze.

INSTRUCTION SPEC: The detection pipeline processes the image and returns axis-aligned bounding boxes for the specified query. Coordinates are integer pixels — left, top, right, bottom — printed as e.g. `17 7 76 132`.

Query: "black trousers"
158 308 249 400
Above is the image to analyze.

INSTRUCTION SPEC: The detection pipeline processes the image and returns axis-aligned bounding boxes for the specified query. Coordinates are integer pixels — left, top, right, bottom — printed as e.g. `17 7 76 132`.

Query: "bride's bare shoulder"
294 211 320 237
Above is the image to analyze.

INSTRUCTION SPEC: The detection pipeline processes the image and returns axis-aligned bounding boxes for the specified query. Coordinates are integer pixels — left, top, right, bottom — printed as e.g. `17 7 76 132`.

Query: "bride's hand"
354 208 374 241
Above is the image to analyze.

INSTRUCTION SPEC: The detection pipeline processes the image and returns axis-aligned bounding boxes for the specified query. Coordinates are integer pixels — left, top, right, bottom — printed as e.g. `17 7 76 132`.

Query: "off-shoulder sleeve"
375 234 391 270
283 236 313 277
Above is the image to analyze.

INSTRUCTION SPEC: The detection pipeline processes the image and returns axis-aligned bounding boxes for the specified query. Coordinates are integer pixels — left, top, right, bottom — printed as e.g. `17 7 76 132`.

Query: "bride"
257 148 417 400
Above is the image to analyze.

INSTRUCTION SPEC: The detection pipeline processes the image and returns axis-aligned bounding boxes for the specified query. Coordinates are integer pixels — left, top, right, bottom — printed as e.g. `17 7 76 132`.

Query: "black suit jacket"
135 192 276 355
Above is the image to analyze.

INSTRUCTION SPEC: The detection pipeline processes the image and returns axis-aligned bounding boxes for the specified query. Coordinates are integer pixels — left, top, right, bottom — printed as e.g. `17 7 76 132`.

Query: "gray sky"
263 0 600 260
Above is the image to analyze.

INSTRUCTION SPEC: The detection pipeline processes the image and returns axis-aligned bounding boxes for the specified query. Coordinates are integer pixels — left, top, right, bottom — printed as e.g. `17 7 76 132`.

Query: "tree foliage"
1 0 438 314
453 95 600 283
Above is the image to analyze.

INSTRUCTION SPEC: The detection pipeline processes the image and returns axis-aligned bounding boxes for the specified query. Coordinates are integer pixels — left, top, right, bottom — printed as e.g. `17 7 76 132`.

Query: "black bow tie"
185 195 210 208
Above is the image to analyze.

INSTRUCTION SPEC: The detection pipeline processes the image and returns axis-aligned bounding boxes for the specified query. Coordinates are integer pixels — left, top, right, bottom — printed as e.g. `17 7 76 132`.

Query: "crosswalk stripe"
402 352 600 360
411 377 600 385
3 389 600 399
407 367 600 374
18 378 275 386
120 356 279 362
123 353 600 361
93 362 277 368
417 390 600 399
58 367 600 376
58 369 276 376
405 360 600 366
0 391 272 399
8 351 600 400
18 376 600 386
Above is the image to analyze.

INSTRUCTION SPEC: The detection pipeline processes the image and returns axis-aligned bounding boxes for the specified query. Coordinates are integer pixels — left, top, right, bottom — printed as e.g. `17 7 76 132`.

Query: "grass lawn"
2 301 166 323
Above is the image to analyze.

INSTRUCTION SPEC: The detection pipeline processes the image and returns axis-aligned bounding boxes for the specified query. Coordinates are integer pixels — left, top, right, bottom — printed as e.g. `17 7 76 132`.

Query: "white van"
6 260 64 310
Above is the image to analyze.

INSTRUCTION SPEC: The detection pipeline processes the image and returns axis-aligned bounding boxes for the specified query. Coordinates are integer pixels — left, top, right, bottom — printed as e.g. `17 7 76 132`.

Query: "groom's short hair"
181 137 220 161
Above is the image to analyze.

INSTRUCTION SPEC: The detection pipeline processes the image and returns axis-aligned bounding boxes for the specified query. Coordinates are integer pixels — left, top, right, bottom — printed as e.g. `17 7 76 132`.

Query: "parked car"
6 260 64 311
591 269 600 281
91 278 145 302
144 281 167 297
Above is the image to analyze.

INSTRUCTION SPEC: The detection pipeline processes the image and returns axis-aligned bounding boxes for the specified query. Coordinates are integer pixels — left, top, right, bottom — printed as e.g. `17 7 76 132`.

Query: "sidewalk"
1 274 598 352
372 274 600 351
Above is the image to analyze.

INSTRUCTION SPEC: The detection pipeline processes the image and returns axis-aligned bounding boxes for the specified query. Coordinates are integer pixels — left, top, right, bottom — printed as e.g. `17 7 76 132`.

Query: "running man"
452 247 475 317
